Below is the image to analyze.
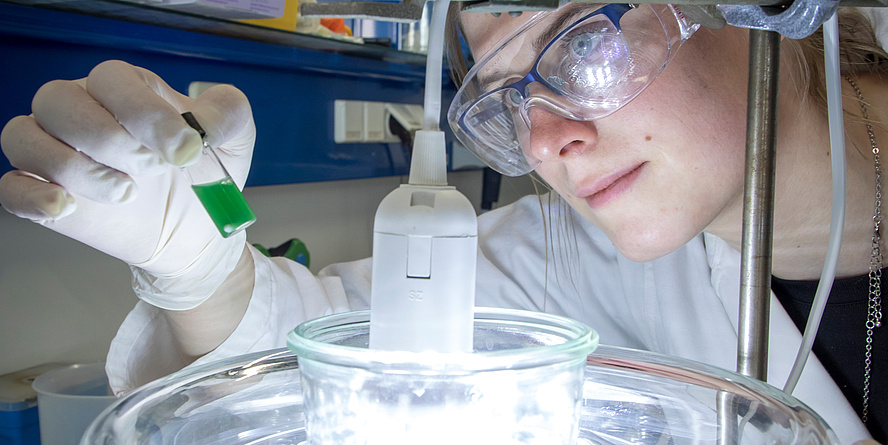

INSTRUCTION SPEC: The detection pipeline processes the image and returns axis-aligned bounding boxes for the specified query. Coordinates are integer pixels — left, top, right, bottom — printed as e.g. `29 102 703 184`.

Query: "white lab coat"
106 194 871 443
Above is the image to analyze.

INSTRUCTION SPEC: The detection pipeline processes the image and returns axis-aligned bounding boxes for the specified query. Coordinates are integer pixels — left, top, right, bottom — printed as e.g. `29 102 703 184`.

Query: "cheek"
534 164 571 198
649 28 750 124
642 55 750 172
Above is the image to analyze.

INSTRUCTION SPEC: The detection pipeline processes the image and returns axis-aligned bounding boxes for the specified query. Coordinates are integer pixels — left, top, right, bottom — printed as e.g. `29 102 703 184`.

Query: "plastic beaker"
31 363 116 445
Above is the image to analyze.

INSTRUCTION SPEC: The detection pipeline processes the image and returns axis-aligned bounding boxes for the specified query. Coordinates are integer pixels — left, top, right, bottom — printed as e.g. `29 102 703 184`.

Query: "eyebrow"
532 3 603 52
473 3 604 86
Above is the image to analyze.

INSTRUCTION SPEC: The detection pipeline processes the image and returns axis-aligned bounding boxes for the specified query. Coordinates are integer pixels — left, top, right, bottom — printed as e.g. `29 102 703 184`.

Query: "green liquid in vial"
192 178 256 237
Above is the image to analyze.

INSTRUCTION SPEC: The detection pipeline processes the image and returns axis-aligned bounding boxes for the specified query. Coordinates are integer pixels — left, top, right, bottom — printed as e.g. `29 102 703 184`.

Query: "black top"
772 270 887 442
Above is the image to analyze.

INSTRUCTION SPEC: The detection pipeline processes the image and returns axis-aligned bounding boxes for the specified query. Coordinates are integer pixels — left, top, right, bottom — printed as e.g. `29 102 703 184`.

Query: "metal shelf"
1 0 429 66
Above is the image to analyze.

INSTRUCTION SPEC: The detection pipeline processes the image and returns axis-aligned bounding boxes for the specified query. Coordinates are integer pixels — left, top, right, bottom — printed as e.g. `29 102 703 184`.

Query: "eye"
507 89 524 106
569 31 603 58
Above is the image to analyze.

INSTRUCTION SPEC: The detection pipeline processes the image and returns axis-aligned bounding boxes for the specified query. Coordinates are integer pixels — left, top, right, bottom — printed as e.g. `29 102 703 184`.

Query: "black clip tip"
181 112 206 138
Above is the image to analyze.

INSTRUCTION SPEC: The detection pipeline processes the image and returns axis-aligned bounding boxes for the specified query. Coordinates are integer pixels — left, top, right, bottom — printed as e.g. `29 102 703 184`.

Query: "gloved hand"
0 60 256 310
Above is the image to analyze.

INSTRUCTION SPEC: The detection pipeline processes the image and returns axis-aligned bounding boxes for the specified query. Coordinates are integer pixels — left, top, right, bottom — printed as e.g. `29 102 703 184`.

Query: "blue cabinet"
0 1 457 186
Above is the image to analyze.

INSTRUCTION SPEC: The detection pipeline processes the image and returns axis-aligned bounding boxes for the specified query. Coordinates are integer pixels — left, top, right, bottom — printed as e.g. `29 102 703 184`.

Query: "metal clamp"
717 0 840 39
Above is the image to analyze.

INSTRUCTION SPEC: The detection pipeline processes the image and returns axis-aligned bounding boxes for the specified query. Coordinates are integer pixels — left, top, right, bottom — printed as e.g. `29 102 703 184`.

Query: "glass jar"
288 308 598 445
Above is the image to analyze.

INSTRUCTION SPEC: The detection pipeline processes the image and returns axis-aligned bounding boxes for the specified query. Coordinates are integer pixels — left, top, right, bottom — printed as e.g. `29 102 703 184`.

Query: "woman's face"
462 8 753 262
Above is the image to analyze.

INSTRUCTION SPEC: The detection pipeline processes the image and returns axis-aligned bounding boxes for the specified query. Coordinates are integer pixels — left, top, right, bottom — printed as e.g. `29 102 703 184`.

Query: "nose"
526 106 599 165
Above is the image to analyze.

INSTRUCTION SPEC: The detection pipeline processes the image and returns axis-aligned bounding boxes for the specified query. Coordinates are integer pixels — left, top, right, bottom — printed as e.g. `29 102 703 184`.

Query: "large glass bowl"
83 310 838 445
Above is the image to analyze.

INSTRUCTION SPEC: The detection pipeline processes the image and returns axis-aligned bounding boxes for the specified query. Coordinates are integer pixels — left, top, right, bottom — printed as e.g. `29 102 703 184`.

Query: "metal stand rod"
738 28 781 381
717 391 739 445
718 28 781 445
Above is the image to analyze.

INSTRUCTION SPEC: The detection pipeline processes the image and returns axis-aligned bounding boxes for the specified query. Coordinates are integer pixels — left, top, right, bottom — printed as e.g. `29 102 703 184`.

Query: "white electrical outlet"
334 100 423 144
385 104 424 132
334 100 365 143
364 101 386 142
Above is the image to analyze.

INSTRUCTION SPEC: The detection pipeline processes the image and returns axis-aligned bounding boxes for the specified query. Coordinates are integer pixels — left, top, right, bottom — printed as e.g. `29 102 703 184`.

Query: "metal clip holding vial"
181 112 256 238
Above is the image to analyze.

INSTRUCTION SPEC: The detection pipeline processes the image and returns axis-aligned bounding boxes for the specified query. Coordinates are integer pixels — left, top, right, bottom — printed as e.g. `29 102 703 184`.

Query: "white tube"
422 0 450 131
783 13 846 394
410 0 452 186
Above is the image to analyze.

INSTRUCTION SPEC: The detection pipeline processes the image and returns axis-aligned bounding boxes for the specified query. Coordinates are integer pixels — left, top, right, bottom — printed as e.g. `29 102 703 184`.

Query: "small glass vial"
181 112 256 238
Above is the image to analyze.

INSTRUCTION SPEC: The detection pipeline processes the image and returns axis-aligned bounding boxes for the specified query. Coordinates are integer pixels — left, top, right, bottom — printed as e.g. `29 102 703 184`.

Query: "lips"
581 163 646 209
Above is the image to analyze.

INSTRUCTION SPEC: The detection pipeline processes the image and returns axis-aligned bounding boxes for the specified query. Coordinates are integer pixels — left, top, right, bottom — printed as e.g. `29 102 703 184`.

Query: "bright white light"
300 358 585 445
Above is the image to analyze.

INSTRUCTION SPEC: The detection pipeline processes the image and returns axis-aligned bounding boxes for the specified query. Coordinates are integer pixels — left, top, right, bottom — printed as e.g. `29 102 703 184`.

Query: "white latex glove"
0 60 255 310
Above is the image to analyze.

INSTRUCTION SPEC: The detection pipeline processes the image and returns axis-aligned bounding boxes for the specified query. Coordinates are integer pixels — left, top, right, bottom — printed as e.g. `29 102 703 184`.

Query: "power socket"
334 100 423 143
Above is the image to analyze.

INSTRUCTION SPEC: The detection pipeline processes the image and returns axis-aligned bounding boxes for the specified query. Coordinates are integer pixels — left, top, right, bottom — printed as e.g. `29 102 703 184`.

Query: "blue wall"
0 2 457 186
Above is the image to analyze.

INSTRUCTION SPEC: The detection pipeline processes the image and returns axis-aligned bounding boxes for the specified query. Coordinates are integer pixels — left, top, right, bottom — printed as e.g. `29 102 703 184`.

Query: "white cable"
422 0 450 131
409 0 451 186
783 13 846 394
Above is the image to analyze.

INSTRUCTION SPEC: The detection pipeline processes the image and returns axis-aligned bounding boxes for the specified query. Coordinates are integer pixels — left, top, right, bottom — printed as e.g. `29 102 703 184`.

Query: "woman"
0 3 883 442
448 4 887 440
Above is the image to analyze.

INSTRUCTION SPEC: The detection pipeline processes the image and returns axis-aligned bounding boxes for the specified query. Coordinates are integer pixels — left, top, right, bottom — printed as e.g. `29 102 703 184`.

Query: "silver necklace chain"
846 75 883 424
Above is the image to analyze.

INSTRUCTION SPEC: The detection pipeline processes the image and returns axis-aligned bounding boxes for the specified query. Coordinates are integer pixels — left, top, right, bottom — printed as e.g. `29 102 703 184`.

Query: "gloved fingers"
31 78 167 177
0 170 76 221
1 115 137 205
189 84 257 186
85 60 204 167
189 84 255 153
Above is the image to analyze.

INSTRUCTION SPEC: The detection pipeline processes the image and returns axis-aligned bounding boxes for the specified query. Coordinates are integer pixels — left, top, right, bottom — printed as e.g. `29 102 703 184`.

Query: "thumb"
188 84 256 186
190 84 255 155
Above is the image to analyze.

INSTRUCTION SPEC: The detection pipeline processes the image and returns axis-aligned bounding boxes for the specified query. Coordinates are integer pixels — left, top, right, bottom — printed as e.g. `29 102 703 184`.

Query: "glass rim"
287 307 599 374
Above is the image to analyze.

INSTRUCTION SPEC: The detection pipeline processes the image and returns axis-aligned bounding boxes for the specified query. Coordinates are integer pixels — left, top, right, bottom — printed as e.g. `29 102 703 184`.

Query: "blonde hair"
785 7 888 112
445 2 469 90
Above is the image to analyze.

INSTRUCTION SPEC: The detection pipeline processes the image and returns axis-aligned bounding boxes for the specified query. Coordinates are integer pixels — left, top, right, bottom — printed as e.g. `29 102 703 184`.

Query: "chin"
610 230 690 263
616 246 673 263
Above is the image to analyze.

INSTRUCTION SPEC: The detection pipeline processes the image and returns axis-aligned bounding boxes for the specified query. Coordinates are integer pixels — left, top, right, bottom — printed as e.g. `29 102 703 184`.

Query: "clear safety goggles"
447 3 700 176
